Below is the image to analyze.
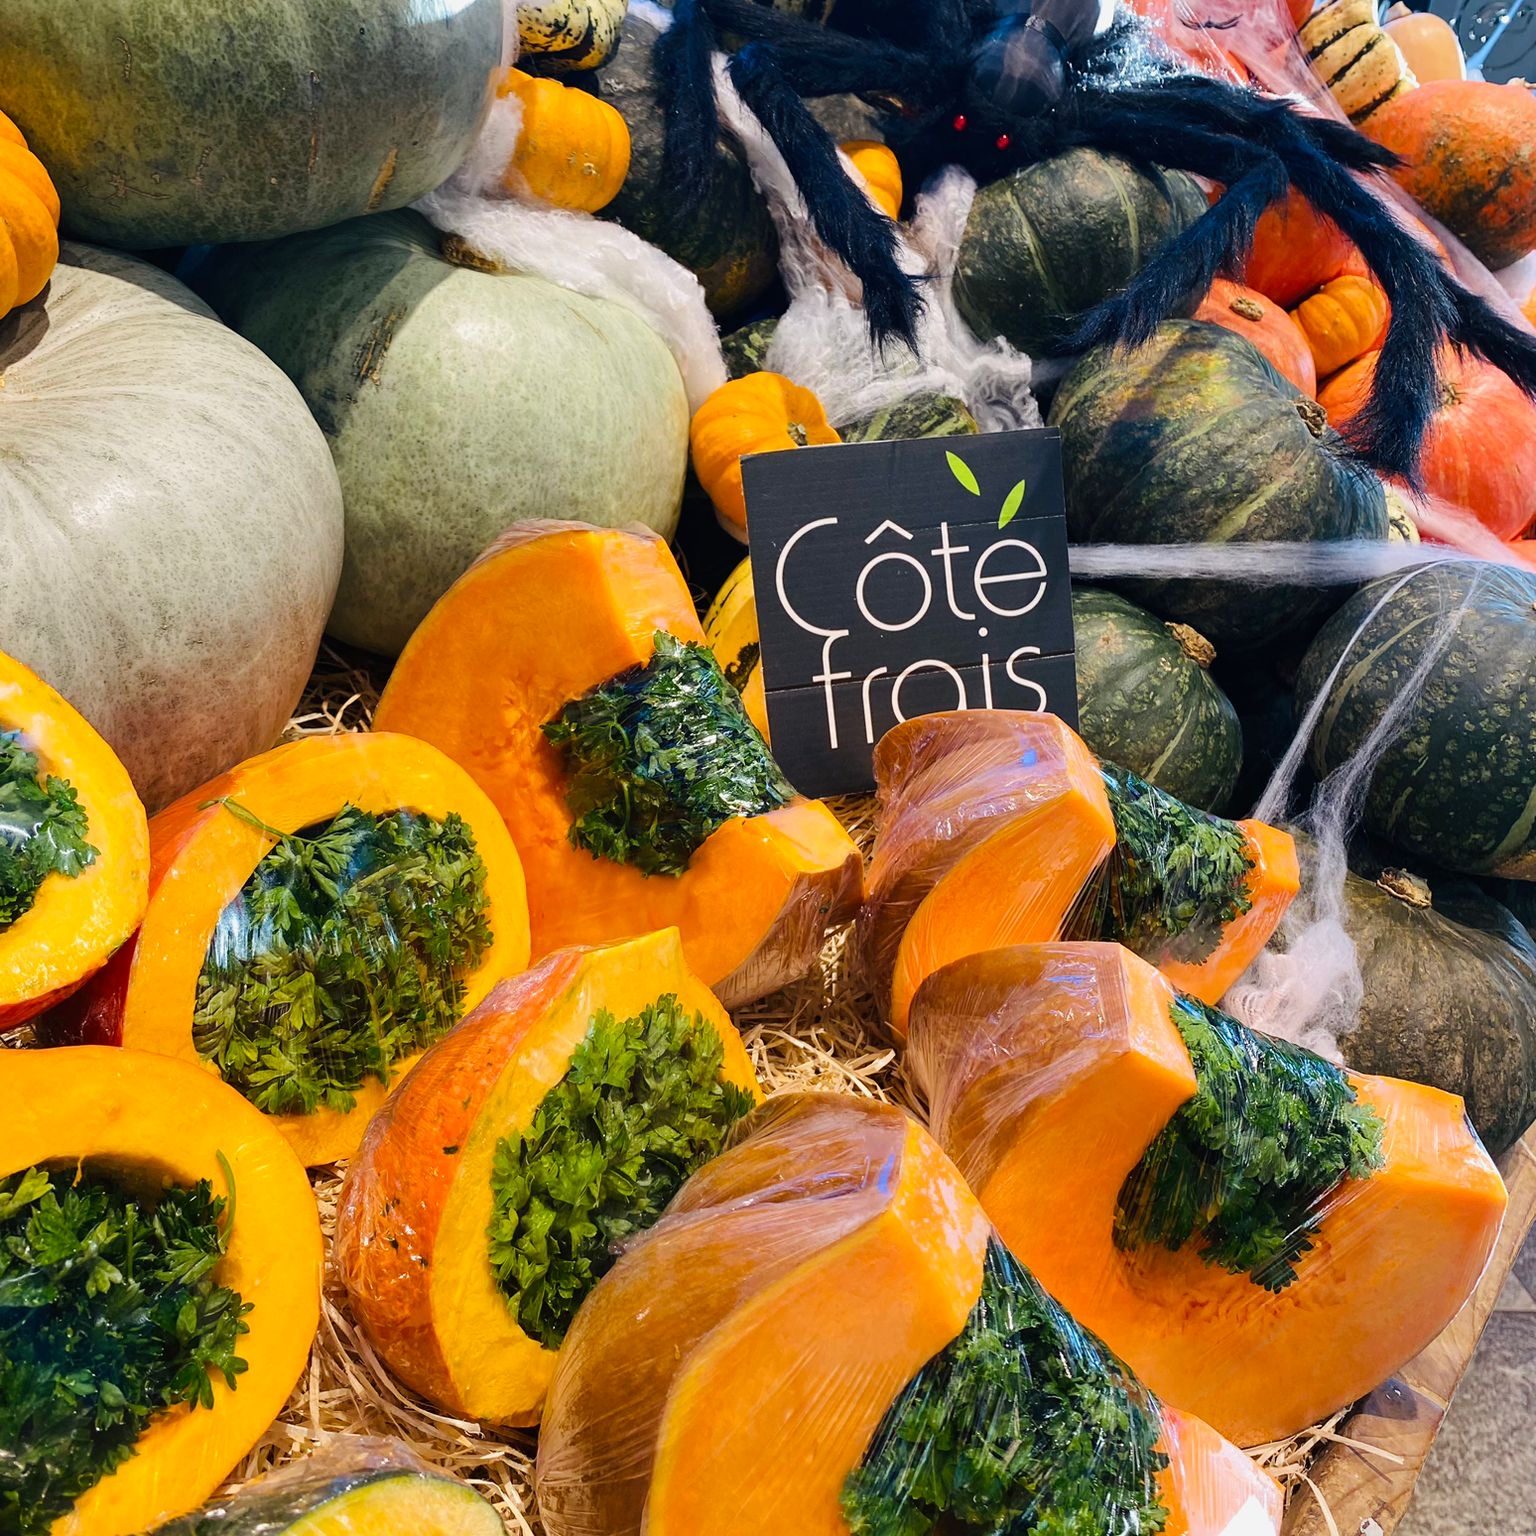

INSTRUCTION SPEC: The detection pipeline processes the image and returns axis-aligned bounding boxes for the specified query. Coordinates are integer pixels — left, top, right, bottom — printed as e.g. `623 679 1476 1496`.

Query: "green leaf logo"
946 451 981 496
998 479 1027 530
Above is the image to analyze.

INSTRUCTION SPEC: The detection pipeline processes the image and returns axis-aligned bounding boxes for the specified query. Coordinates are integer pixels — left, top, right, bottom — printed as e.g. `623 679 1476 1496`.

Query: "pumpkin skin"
0 110 58 318
1048 320 1388 649
1298 561 1536 878
1368 81 1536 271
499 67 631 213
199 210 689 657
1072 588 1242 813
1291 273 1389 378
1243 188 1358 309
0 0 504 249
840 138 902 218
1383 8 1466 82
1194 278 1317 396
0 244 343 811
955 150 1207 354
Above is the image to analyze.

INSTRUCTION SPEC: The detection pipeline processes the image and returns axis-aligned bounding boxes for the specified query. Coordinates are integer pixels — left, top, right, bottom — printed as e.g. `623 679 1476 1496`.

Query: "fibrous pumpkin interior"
335 927 759 1428
58 733 530 1166
374 521 862 1007
0 1046 320 1536
909 942 1508 1445
536 1093 1281 1536
859 710 1298 1038
0 648 148 1031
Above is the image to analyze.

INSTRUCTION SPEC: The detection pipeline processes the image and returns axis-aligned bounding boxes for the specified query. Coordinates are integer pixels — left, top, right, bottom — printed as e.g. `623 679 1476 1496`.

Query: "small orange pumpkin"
0 108 60 319
840 139 903 219
1291 273 1390 378
497 68 631 214
691 372 841 539
1194 278 1317 396
1383 6 1466 83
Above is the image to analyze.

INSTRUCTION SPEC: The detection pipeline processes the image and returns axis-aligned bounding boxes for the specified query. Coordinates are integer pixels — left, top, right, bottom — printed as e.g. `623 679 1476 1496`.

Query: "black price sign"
743 427 1077 796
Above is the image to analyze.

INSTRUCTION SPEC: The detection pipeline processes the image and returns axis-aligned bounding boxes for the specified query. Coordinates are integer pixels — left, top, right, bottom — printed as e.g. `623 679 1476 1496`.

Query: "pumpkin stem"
1296 398 1329 438
787 419 810 448
439 233 509 275
1377 868 1433 909
1229 296 1266 322
1168 623 1217 670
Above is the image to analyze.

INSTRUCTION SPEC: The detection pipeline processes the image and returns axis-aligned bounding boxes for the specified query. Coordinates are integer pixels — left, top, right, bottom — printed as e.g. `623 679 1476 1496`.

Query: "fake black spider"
657 0 1536 483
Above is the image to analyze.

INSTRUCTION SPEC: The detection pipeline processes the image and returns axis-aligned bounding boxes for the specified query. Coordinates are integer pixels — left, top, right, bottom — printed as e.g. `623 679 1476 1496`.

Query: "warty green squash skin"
0 0 505 250
1297 561 1536 881
1072 588 1242 813
0 244 343 812
954 151 1207 355
199 210 690 657
1049 321 1388 650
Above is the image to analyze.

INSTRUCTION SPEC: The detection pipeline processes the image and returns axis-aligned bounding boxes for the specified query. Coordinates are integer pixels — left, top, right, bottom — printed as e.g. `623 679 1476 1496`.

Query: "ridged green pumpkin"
0 0 504 249
1049 320 1388 649
954 150 1207 354
1298 560 1536 879
200 210 689 657
1072 588 1242 813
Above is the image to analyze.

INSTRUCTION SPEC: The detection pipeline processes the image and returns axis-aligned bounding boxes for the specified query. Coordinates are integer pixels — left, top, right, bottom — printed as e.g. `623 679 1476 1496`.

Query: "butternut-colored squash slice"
374 521 862 1005
859 711 1299 1038
0 648 149 1030
1 1046 321 1536
335 927 759 1427
909 942 1508 1445
536 1093 1281 1536
55 733 531 1166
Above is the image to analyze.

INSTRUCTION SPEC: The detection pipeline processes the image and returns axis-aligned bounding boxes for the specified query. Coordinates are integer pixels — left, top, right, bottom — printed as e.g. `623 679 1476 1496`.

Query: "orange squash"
690 372 841 539
858 711 1298 1039
1194 278 1317 395
1243 187 1358 308
55 733 531 1166
840 138 902 219
2 1046 321 1536
910 942 1507 1445
336 927 759 1427
1291 272 1390 377
0 649 149 1030
1289 0 1314 23
0 107 59 319
536 1092 1281 1536
1384 6 1466 83
497 67 631 213
1320 348 1536 541
374 522 862 1006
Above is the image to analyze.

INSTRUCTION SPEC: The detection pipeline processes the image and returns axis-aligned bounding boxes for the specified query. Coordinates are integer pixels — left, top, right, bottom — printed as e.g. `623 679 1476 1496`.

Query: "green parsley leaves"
191 803 492 1119
1115 996 1387 1291
0 1165 249 1536
543 631 794 877
0 732 98 932
487 994 755 1350
843 1238 1169 1536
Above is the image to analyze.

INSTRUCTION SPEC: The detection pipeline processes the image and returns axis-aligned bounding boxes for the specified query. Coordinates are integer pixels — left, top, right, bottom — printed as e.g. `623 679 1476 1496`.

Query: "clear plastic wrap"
856 710 1299 1038
535 1091 1282 1536
153 1436 506 1535
334 927 759 1429
907 940 1508 1446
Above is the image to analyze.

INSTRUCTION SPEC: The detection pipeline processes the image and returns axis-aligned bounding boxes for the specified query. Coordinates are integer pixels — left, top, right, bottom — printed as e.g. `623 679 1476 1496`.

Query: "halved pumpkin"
536 1092 1281 1536
335 927 759 1427
1 1046 321 1536
54 733 531 1166
374 521 862 1006
909 942 1507 1445
858 711 1299 1038
0 648 149 1030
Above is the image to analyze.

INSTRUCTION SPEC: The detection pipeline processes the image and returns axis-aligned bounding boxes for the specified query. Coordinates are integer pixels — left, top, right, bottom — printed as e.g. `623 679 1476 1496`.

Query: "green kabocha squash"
199 210 689 658
954 150 1207 355
0 244 343 811
518 0 626 73
0 0 504 248
596 9 779 319
1297 560 1536 879
1049 320 1388 649
1072 588 1242 813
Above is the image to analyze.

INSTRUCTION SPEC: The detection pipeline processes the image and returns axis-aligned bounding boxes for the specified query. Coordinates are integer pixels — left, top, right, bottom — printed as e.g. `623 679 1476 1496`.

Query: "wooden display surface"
1284 1126 1536 1535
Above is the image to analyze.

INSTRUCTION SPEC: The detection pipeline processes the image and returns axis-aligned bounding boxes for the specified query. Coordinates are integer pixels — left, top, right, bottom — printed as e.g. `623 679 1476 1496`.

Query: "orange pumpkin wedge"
335 927 759 1427
910 942 1507 1445
55 733 530 1167
0 648 149 1030
374 521 862 1006
2 1046 321 1536
858 711 1299 1039
536 1092 1281 1536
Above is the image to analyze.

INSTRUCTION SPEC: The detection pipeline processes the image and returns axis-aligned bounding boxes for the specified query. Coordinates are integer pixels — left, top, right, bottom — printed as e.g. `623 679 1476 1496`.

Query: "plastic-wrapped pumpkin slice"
335 927 759 1427
0 1046 321 1536
55 733 531 1166
858 710 1299 1038
374 521 862 1006
909 942 1508 1445
536 1093 1282 1536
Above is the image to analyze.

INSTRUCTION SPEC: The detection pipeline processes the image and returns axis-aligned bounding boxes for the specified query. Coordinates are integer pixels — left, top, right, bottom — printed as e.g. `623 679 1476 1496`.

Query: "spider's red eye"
952 113 968 133
995 133 1011 151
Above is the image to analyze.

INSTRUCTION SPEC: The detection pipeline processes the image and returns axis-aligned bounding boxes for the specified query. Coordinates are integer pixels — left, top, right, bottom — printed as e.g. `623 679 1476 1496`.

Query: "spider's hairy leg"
656 0 723 219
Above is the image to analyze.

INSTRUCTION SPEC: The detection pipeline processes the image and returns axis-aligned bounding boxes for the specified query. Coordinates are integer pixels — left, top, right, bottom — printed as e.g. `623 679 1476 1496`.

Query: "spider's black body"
656 0 1536 483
